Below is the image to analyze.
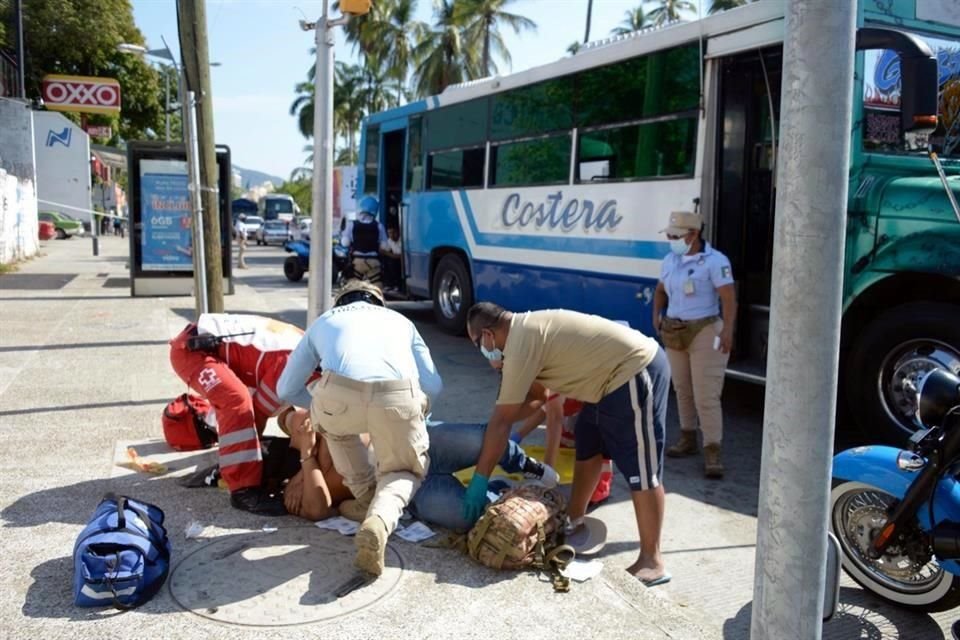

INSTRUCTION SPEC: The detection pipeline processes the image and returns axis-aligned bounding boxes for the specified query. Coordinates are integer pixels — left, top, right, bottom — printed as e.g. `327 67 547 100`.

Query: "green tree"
455 0 536 77
413 0 480 97
273 178 313 213
0 0 168 143
290 79 315 139
567 41 581 56
357 0 426 102
611 7 647 36
709 0 748 13
647 0 697 26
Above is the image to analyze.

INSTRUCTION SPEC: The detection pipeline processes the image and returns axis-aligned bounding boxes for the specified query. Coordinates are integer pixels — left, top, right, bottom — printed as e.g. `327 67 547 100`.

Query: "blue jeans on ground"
408 422 529 532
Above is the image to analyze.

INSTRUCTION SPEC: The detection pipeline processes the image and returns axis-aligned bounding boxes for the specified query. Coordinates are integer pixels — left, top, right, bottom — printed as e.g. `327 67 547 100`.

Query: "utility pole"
306 0 336 324
13 0 25 98
302 0 369 323
750 3 856 639
177 0 224 313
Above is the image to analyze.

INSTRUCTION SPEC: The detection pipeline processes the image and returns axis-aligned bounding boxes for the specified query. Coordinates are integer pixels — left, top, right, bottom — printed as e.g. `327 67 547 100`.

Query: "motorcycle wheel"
830 481 960 611
284 256 305 282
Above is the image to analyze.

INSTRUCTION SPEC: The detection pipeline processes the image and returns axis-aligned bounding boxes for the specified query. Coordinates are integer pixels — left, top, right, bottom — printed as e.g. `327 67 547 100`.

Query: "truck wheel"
846 302 960 444
432 254 472 335
284 256 305 282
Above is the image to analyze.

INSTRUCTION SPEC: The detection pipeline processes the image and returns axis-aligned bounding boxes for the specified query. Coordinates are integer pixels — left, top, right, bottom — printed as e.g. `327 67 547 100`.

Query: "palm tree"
355 0 427 102
289 80 315 139
611 7 647 36
647 0 697 26
709 0 747 14
567 41 582 56
413 0 481 97
455 0 536 77
335 62 368 159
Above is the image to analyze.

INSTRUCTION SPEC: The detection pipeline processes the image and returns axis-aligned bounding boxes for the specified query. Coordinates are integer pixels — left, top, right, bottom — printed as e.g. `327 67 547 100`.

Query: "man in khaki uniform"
276 280 442 576
463 303 672 586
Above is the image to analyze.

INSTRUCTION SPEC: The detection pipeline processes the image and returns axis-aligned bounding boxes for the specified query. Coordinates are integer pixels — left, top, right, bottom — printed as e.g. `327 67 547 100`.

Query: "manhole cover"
169 526 404 626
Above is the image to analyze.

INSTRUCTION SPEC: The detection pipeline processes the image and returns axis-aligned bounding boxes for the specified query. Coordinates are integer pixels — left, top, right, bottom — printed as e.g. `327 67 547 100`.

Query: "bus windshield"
863 32 960 157
261 196 295 221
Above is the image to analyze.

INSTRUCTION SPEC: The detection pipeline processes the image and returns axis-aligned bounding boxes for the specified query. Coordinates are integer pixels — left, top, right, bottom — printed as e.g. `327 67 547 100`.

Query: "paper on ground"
560 559 603 582
395 521 435 542
315 516 359 536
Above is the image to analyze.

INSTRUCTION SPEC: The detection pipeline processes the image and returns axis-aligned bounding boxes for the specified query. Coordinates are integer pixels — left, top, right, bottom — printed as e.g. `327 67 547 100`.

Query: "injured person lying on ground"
276 408 559 531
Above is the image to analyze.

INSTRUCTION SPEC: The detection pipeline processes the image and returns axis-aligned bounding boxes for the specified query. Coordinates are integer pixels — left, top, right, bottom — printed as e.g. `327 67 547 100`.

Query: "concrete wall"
33 111 92 223
0 99 39 265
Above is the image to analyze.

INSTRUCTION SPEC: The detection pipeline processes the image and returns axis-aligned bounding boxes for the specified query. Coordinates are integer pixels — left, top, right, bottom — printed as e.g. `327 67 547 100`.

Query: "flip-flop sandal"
640 572 672 587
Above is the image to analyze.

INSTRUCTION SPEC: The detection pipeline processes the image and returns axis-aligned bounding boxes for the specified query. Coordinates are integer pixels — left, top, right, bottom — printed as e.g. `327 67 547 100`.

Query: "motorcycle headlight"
917 369 960 427
896 451 926 472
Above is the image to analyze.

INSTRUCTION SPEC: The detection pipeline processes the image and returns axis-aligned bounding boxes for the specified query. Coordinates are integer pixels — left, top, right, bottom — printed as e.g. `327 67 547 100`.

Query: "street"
0 236 955 638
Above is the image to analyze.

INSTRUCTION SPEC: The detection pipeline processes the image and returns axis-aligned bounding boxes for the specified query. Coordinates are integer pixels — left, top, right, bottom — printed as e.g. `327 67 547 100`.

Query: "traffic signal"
340 0 372 16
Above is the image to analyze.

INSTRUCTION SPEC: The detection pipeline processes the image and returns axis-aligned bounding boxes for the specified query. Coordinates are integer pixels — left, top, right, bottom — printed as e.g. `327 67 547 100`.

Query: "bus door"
712 45 782 383
379 118 408 294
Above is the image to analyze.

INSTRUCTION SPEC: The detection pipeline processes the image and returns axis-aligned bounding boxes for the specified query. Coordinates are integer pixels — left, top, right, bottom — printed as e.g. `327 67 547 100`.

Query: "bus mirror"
900 55 939 133
340 0 371 16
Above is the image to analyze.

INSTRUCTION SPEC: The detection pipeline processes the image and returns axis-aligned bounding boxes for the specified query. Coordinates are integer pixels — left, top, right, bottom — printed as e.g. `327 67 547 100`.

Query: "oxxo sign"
41 75 121 115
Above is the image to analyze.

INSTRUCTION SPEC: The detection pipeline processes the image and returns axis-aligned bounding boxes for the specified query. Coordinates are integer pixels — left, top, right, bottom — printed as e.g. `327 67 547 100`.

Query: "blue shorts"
574 347 670 491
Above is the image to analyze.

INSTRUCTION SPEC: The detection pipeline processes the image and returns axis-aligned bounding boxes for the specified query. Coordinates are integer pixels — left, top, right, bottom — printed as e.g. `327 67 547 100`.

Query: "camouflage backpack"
466 485 572 579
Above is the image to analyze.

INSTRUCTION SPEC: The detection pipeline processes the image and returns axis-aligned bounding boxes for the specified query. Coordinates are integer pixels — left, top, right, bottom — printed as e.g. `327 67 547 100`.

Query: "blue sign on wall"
140 171 192 271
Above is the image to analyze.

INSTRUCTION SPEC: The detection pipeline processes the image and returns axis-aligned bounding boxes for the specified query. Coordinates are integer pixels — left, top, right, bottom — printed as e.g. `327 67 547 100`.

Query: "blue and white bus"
358 1 960 443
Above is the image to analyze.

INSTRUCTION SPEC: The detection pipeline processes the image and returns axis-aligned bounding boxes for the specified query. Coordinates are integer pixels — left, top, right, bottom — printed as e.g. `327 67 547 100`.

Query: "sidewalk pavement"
0 237 709 640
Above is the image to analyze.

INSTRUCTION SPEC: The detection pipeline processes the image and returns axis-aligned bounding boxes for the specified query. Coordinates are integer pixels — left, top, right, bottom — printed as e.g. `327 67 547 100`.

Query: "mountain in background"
233 165 284 190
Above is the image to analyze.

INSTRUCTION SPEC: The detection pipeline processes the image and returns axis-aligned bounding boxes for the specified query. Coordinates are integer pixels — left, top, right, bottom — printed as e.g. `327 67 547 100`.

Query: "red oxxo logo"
41 75 121 115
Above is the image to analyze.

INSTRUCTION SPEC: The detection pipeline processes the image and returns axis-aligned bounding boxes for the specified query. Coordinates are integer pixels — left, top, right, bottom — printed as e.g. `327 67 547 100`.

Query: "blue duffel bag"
73 493 171 608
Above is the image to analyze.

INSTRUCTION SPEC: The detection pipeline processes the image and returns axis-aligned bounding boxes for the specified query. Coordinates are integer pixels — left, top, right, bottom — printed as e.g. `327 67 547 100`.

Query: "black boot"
230 487 287 516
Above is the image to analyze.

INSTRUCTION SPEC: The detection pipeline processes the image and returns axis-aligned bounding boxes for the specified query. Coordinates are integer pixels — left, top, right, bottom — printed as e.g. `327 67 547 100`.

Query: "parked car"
237 215 263 238
256 220 293 245
38 211 83 239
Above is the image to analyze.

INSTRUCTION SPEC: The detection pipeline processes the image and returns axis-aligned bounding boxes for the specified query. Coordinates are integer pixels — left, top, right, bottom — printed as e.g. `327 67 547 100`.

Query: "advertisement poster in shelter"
139 159 193 271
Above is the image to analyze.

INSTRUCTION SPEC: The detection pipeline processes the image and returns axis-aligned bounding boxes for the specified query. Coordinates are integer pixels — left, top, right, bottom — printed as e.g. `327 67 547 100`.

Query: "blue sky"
131 0 704 180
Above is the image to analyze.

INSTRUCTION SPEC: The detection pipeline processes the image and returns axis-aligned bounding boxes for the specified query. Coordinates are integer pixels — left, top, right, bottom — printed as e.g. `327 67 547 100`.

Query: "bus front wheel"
432 254 472 335
846 302 960 444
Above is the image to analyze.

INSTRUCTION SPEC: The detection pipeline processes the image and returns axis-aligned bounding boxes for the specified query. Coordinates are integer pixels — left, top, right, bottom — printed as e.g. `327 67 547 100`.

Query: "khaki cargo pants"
665 319 729 446
310 372 429 535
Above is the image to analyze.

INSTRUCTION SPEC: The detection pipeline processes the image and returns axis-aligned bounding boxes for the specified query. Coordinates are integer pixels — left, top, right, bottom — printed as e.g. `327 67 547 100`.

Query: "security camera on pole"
302 0 371 324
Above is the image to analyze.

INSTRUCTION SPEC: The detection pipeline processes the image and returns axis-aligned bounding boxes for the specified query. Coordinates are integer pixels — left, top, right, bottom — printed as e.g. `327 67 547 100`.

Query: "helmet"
162 394 218 451
334 279 385 307
358 195 380 216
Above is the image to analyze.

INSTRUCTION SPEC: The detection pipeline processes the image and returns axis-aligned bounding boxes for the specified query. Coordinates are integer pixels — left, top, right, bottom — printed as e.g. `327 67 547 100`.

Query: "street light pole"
306 0 337 324
750 2 856 638
164 68 171 142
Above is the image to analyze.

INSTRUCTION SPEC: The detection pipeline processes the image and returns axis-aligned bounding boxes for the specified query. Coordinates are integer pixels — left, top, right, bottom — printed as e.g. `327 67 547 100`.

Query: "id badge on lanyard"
683 268 695 296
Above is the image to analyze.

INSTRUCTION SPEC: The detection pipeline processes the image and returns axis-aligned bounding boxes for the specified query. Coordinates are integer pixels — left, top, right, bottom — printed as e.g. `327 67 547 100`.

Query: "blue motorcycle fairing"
284 240 310 258
833 445 960 574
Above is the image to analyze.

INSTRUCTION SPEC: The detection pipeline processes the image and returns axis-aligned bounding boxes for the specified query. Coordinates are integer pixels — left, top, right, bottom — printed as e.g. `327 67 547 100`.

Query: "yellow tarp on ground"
452 445 576 486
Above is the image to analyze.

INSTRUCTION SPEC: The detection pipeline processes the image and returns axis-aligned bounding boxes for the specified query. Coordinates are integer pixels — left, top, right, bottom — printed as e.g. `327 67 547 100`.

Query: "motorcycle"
831 368 960 612
282 236 350 286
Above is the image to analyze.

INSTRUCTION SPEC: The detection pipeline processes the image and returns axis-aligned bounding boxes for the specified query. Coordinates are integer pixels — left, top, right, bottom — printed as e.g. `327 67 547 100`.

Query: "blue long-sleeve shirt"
276 301 443 408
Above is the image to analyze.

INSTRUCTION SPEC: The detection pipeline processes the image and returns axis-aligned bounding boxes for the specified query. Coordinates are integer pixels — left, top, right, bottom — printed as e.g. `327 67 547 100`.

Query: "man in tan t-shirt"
463 302 672 586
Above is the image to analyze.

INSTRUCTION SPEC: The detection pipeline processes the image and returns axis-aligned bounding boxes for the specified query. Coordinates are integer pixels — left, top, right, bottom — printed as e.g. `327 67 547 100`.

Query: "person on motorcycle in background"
341 196 387 284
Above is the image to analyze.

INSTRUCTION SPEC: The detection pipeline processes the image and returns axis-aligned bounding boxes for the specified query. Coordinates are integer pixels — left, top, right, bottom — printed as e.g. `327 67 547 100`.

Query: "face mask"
478 333 503 362
669 237 691 255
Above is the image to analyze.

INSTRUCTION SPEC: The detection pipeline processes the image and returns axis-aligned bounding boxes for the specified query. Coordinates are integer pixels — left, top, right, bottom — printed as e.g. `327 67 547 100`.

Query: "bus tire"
284 256 305 282
432 254 472 335
846 302 960 445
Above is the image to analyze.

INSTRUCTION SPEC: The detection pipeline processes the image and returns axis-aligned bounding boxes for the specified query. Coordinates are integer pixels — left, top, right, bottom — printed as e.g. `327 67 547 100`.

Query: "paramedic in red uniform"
169 314 309 516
